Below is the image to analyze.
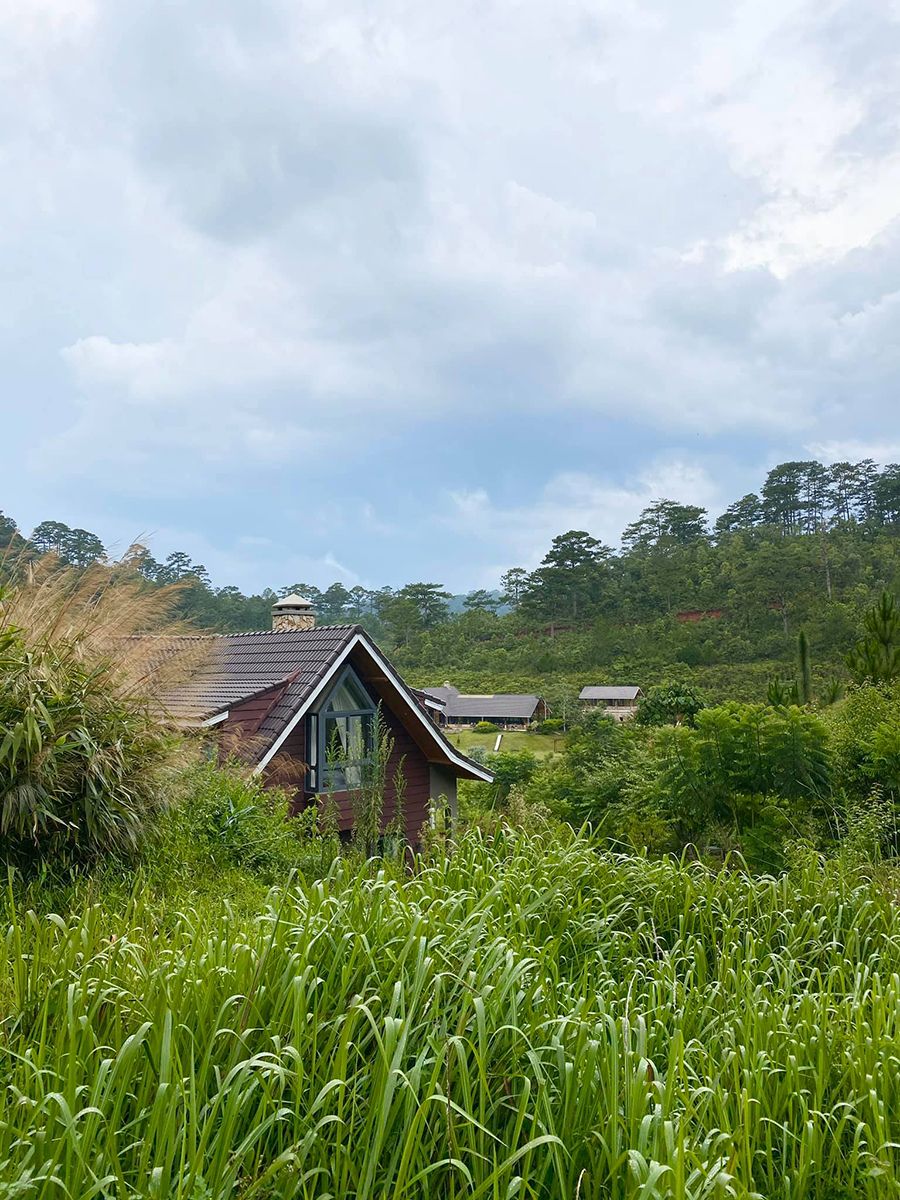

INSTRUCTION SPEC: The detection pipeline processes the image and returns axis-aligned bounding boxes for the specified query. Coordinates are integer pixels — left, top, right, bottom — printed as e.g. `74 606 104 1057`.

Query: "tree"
847 592 900 685
64 528 106 568
348 586 374 619
159 551 196 582
123 543 164 583
873 465 900 527
396 582 451 629
522 531 612 621
635 681 707 727
319 582 351 624
379 595 424 646
797 629 813 704
0 510 24 561
827 462 860 524
500 568 529 607
464 589 500 613
31 520 72 555
622 500 708 551
715 494 763 535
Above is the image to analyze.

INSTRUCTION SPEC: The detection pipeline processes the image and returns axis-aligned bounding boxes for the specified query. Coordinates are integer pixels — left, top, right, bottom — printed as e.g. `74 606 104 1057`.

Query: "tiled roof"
152 626 493 784
579 685 642 701
157 625 359 723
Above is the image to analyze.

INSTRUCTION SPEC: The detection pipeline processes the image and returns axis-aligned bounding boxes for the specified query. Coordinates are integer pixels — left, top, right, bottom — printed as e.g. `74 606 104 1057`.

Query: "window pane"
324 669 373 712
307 713 318 789
322 712 373 790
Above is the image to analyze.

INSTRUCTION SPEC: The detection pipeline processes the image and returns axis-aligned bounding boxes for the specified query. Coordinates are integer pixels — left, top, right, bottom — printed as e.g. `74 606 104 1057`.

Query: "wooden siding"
219 682 291 759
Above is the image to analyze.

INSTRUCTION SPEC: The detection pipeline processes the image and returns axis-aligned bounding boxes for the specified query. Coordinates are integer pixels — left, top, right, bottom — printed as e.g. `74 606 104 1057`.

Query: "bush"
0 555 199 867
635 680 707 726
160 760 332 883
472 720 500 733
0 615 173 865
536 717 565 734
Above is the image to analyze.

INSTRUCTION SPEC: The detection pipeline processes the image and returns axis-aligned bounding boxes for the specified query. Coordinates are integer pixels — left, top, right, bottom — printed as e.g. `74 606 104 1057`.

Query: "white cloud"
446 459 724 576
2 0 900 589
807 439 900 465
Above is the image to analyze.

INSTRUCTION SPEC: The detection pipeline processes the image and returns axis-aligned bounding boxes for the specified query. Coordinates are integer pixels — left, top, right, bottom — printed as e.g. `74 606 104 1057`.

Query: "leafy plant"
635 680 707 727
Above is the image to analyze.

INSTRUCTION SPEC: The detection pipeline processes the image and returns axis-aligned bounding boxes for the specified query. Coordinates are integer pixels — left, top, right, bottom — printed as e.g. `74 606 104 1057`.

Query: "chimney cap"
273 593 314 610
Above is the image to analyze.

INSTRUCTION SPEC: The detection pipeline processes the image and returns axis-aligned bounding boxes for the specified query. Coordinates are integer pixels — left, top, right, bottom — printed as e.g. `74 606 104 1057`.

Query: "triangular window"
324 668 373 714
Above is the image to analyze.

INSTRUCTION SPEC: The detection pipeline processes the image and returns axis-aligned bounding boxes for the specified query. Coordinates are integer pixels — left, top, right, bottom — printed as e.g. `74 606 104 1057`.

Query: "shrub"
473 720 500 733
0 558 187 866
0 612 173 865
161 760 331 882
536 717 565 734
635 680 707 726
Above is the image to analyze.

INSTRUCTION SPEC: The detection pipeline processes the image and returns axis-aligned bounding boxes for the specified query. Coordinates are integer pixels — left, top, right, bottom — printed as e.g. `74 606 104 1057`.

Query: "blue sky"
2 0 900 593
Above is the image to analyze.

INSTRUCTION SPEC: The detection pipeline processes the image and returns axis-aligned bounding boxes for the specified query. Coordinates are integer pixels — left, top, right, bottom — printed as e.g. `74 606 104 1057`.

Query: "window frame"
307 665 377 792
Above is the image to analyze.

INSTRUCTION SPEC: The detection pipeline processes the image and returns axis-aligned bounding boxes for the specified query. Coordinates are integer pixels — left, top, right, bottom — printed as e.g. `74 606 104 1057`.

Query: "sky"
2 0 900 594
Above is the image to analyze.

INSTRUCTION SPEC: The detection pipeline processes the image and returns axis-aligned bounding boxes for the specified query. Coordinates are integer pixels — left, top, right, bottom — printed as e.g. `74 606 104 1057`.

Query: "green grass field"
447 728 562 757
3 832 900 1198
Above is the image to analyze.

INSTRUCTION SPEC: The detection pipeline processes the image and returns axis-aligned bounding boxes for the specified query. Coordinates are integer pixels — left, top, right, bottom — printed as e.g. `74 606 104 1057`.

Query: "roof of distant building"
579 685 643 701
422 685 543 720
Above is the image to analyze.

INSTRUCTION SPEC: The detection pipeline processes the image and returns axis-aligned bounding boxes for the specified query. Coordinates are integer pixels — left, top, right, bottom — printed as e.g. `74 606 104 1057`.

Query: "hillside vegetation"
5 458 900 701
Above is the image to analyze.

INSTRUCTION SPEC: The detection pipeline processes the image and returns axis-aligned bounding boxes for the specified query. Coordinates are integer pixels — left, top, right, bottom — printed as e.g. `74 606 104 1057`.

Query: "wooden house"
422 684 547 729
159 596 491 844
578 685 643 722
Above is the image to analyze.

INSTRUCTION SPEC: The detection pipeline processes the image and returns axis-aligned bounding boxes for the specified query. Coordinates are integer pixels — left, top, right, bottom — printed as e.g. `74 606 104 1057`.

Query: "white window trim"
252 632 493 782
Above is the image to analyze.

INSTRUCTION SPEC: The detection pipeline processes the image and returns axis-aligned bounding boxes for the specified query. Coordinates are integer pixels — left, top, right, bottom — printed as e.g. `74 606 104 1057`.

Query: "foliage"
3 833 900 1198
461 748 540 813
847 591 900 684
160 760 332 883
535 717 565 734
472 719 500 733
651 703 831 856
0 560 186 865
635 680 707 726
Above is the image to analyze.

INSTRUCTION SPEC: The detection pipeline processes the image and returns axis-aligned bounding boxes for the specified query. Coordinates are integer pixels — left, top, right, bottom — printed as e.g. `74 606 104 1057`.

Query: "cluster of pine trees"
4 458 900 688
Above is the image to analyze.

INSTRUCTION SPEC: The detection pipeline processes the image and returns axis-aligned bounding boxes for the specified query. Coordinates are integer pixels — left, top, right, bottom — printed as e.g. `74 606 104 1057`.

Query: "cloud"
2 0 900 590
445 458 724 575
807 439 900 465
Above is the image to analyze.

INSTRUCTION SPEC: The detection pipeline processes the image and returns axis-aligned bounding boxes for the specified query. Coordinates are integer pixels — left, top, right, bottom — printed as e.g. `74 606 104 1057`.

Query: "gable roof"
158 626 358 726
422 686 543 720
156 625 492 782
579 685 643 701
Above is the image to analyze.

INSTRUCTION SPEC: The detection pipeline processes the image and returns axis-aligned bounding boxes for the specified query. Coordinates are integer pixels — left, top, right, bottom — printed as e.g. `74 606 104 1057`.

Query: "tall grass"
0 555 201 861
1 832 899 1198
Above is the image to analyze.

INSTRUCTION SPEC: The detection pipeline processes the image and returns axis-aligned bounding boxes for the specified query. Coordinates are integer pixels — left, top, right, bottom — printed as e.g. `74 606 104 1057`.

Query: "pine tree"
847 592 900 684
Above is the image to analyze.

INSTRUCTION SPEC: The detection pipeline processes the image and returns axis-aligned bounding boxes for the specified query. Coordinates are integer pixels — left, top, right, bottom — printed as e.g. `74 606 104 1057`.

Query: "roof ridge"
206 623 361 639
159 623 363 642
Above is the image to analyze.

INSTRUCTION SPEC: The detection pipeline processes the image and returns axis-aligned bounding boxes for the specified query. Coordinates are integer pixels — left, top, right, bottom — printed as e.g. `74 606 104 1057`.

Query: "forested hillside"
5 458 900 700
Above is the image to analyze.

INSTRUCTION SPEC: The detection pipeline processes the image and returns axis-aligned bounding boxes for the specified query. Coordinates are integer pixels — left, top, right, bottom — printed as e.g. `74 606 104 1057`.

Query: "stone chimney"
272 593 316 632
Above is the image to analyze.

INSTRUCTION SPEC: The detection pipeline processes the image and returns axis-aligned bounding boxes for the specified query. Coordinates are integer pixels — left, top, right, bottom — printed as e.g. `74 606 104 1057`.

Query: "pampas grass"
0 553 203 862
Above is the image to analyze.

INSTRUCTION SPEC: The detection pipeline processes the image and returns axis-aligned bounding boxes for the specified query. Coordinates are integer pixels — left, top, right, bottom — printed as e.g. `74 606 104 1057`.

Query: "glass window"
311 667 376 791
324 671 372 713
